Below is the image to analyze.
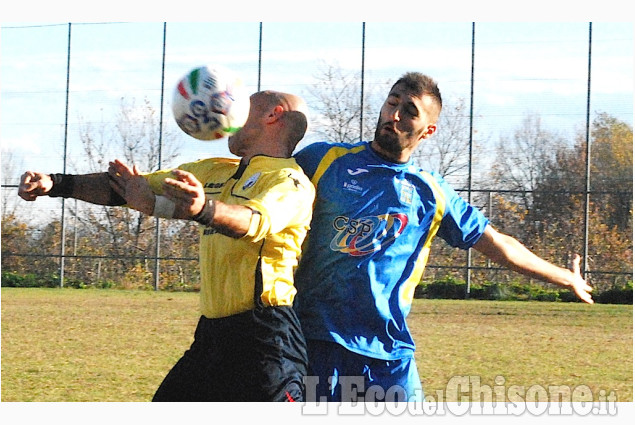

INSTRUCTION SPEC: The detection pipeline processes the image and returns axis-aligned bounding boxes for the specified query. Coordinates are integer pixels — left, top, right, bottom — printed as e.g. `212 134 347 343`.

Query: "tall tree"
490 114 567 213
306 61 385 144
1 149 23 220
68 97 186 284
528 113 632 289
412 97 477 188
588 112 633 230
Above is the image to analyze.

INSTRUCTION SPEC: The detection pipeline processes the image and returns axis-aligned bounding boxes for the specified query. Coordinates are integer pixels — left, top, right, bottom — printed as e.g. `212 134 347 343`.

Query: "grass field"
1 288 632 402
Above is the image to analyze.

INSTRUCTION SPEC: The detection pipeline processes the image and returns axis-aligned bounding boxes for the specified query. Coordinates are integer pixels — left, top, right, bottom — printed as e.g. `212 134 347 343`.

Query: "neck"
369 140 411 164
241 140 293 164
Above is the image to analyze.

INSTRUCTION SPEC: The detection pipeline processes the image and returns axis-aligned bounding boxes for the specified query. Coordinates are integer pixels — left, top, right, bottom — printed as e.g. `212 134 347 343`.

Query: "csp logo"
330 213 408 256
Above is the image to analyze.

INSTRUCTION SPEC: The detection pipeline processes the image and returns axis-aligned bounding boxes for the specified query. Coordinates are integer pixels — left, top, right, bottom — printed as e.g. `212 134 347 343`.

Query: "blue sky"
1 9 633 187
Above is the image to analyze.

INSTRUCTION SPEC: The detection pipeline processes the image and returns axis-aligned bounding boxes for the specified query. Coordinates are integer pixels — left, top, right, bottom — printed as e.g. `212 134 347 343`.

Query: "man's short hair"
392 72 442 116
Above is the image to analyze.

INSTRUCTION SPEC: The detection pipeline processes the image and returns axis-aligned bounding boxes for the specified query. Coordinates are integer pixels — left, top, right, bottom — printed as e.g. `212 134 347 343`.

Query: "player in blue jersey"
293 72 594 403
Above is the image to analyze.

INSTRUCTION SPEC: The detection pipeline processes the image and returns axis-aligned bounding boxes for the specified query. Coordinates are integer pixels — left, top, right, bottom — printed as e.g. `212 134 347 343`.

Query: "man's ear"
421 124 437 140
265 105 284 124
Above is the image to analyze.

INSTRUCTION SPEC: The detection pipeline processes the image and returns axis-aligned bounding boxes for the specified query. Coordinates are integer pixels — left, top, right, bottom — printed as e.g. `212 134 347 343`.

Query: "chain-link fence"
1 22 632 293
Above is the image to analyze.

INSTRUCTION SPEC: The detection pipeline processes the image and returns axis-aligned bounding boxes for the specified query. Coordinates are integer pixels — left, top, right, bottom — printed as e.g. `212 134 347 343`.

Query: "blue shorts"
304 339 423 402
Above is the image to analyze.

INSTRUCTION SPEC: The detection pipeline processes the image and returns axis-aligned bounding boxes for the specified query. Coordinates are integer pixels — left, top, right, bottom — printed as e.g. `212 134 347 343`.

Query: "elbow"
473 226 518 266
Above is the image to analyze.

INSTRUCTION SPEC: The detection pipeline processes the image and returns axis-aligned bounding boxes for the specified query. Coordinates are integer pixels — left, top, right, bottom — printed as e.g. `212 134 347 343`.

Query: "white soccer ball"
172 65 249 141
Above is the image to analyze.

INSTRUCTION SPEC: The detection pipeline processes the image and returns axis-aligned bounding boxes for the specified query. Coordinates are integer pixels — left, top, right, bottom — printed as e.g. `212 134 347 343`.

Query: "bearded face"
371 84 438 161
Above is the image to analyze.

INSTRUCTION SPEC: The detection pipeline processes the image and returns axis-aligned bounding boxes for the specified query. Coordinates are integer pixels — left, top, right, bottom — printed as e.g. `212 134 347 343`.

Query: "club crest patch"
242 172 261 190
400 180 414 205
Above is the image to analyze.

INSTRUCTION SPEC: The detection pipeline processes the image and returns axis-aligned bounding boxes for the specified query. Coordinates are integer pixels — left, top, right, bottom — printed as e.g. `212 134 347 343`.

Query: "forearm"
192 199 254 239
473 226 575 288
155 168 257 239
51 173 126 206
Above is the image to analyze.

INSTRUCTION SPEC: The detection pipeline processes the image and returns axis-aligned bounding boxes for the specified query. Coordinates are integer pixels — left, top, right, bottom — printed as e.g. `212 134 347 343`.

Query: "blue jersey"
293 141 489 360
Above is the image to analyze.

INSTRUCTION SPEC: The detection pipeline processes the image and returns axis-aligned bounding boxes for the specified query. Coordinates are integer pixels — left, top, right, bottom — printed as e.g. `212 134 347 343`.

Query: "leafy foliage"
414 276 632 304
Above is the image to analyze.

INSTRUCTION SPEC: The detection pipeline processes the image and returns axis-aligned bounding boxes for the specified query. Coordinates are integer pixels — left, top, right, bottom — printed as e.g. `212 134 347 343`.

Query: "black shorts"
152 305 308 402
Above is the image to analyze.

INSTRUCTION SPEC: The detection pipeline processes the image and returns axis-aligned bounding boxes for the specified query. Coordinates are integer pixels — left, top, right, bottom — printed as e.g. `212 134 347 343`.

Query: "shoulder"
171 157 240 183
412 169 456 194
146 157 239 177
247 156 313 191
294 141 369 178
178 157 239 173
296 141 368 158
404 169 466 216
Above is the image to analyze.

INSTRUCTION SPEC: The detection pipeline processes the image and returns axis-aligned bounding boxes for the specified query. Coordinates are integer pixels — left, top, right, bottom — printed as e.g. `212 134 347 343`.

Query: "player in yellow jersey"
18 90 315 401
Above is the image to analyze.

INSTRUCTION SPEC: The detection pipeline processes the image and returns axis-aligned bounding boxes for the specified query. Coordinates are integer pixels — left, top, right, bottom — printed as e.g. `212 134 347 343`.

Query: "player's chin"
374 133 401 151
228 136 238 152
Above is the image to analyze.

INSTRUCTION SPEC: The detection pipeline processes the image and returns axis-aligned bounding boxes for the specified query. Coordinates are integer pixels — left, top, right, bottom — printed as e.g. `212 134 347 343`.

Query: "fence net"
1 22 632 293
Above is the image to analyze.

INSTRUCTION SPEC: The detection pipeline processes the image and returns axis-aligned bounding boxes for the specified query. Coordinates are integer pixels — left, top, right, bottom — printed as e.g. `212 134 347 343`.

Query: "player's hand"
18 171 53 201
162 169 207 220
108 159 155 215
570 254 593 304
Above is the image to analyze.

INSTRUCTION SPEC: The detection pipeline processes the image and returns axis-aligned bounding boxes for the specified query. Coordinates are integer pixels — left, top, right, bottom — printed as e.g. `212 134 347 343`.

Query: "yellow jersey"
144 155 315 319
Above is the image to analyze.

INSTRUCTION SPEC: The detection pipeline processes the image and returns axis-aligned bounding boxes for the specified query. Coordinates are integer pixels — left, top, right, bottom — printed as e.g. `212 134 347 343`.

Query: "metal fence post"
465 22 476 297
59 22 72 289
258 23 263 92
583 22 593 281
153 22 168 291
360 22 366 142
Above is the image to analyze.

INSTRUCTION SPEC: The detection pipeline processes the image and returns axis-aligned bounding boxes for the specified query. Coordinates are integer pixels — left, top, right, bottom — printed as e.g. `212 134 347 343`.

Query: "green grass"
410 299 633 402
1 288 199 402
1 288 632 402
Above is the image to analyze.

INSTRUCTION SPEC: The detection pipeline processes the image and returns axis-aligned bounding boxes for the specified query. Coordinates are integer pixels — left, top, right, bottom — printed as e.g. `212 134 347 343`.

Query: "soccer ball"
172 65 249 141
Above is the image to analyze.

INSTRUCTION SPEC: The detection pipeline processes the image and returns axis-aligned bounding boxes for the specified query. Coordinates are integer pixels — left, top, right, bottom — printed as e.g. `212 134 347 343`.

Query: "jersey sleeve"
142 168 175 194
142 159 225 194
434 173 489 249
240 168 315 242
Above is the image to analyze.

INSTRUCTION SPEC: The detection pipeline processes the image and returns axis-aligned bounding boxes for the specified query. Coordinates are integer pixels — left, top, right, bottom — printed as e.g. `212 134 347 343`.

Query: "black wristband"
192 199 216 226
48 173 75 198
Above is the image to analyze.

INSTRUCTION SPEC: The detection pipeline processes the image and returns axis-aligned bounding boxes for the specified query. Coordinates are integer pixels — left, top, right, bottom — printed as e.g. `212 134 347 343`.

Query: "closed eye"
405 104 419 117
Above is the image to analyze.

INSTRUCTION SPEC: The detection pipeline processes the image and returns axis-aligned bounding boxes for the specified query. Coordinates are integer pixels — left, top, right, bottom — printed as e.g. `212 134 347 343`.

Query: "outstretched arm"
107 159 156 215
18 171 125 206
161 169 254 238
473 225 593 304
108 160 254 239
